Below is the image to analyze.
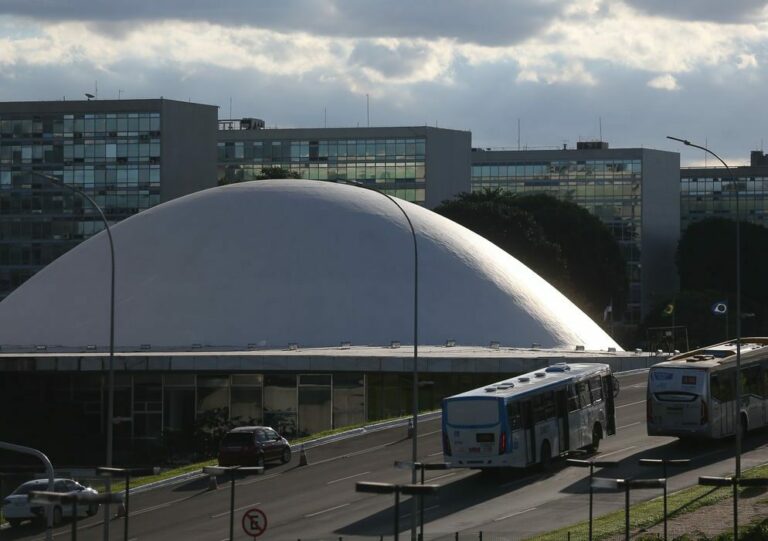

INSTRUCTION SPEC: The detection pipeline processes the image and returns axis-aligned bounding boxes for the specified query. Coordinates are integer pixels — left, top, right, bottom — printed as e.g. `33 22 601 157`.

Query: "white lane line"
242 473 281 485
327 471 371 485
628 383 647 388
427 472 457 483
494 507 537 521
211 502 261 519
428 451 444 457
616 399 646 409
598 446 637 458
402 505 440 519
305 503 350 518
419 429 442 437
618 421 641 430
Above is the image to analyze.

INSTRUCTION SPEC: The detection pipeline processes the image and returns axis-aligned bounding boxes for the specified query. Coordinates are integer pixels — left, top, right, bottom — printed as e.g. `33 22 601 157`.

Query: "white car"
2 478 100 527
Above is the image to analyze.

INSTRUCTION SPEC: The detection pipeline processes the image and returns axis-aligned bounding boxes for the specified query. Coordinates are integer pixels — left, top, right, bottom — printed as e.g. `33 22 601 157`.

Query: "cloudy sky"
1 0 767 165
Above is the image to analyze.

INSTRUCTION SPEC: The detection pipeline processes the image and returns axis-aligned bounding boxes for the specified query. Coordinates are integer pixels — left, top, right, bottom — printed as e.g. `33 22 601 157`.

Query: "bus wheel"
589 423 602 453
540 441 552 472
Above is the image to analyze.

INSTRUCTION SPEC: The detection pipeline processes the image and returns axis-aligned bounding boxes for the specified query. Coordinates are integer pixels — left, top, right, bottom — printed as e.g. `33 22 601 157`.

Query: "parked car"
2 478 99 527
218 426 292 467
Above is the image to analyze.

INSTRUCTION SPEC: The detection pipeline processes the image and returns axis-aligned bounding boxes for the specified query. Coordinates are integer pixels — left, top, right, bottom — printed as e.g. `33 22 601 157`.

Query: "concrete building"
470 142 681 323
0 179 632 460
0 99 218 302
217 120 471 208
680 150 768 231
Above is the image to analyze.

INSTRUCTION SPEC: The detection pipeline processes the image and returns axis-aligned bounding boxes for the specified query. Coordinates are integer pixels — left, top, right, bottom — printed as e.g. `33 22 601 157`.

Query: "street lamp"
666 137 743 479
355 481 438 541
28 490 123 541
335 179 420 538
202 465 264 541
29 171 117 539
567 458 619 541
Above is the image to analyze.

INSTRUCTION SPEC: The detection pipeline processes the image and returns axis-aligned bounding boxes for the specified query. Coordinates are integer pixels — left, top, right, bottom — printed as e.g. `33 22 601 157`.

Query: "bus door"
519 400 535 464
603 375 617 435
741 365 764 429
567 384 583 448
711 370 735 436
556 389 569 452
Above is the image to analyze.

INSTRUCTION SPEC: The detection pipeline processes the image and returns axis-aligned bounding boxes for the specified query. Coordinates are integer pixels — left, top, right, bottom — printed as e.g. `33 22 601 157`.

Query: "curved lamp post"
666 136 742 478
30 171 116 539
337 179 419 539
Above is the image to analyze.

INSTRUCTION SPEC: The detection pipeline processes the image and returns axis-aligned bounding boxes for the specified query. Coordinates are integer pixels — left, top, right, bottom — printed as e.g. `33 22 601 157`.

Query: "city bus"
442 363 617 469
647 338 768 439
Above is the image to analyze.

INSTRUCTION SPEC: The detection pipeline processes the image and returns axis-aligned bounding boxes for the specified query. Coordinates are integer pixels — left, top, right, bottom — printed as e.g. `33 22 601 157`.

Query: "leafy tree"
435 189 569 291
218 166 301 185
435 190 627 323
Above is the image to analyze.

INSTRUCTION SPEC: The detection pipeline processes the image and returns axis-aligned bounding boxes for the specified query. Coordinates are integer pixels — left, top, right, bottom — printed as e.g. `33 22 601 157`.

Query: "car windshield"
222 433 253 446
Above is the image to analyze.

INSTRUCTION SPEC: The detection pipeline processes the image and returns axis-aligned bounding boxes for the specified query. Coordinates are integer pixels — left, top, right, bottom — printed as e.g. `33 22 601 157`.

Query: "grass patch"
528 463 768 541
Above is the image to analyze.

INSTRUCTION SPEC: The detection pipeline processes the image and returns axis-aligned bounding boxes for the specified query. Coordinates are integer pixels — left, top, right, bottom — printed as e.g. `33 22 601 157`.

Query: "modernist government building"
0 98 762 458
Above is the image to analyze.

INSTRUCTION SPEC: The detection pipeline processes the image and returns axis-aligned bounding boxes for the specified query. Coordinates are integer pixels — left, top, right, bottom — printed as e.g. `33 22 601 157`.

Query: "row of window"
472 160 642 179
0 142 161 164
218 138 426 162
506 377 605 429
0 113 161 137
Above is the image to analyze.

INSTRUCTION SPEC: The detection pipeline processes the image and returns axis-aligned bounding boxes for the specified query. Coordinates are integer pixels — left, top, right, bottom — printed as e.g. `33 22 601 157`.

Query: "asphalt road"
4 371 768 541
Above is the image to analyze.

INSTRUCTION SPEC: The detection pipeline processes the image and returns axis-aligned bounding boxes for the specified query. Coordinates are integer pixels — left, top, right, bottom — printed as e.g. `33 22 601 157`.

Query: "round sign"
242 508 268 538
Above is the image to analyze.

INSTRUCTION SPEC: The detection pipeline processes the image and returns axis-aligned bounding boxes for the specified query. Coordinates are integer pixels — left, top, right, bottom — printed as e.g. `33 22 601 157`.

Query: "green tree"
435 189 569 291
218 166 301 185
435 190 627 323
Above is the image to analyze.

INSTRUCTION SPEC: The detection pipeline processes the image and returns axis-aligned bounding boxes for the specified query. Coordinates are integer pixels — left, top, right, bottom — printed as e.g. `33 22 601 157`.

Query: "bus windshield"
445 398 499 427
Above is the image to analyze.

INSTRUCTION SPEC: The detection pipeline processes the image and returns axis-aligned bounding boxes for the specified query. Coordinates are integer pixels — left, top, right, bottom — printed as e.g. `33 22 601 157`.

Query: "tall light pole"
30 171 117 539
337 179 419 539
666 137 742 478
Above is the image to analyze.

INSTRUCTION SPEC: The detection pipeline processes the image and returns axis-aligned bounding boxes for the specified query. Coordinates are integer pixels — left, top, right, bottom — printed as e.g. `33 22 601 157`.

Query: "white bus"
442 363 617 469
647 338 768 439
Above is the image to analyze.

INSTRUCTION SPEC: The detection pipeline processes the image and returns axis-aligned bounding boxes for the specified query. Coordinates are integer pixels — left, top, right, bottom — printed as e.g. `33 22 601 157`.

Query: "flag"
662 302 675 317
603 304 613 321
712 301 728 316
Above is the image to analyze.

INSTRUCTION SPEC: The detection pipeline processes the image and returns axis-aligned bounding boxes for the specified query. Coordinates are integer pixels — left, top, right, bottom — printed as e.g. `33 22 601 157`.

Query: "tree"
218 166 301 185
435 189 569 291
435 190 627 323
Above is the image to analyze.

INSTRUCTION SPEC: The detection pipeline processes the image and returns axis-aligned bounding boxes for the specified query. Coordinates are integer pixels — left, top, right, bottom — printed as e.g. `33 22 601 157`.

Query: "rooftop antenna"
324 107 327 128
229 97 232 120
599 116 603 141
95 80 98 99
705 137 708 167
118 89 122 100
84 93 95 101
517 118 521 151
366 94 370 127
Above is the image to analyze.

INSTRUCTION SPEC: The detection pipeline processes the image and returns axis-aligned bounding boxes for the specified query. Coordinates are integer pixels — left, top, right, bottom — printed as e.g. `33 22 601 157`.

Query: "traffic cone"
299 445 309 466
207 473 218 491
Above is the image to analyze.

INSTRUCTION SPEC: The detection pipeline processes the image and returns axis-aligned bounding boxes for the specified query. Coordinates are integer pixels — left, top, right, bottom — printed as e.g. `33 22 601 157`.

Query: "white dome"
0 179 621 351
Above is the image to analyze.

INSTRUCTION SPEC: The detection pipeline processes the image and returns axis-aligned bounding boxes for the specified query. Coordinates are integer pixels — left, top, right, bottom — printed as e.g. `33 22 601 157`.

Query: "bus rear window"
445 399 499 427
682 375 697 385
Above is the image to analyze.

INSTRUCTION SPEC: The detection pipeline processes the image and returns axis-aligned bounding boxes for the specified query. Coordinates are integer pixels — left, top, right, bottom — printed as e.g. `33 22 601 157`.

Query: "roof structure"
0 179 621 352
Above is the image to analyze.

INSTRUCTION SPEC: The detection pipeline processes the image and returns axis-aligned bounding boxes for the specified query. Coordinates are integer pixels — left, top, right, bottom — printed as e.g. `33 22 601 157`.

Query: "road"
4 371 768 540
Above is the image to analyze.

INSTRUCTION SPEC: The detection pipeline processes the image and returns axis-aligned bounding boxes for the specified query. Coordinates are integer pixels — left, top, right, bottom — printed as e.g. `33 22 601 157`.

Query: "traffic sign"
242 508 268 538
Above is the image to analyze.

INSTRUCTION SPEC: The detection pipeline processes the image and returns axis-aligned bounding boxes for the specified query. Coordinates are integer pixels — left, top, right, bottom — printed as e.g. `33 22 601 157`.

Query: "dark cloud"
621 0 768 23
1 0 563 46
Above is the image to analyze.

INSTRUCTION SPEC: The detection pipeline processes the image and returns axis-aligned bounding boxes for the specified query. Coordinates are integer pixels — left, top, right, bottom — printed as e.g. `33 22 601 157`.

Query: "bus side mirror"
612 376 620 397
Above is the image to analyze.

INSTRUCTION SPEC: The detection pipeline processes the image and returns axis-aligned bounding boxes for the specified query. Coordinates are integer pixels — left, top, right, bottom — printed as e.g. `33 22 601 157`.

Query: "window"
742 365 763 397
589 377 603 403
711 370 736 402
577 382 591 408
567 385 580 412
507 401 521 430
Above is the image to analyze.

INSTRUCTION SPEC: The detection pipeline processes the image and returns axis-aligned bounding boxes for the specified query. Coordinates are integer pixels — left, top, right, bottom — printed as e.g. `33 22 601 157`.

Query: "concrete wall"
160 100 219 202
424 128 472 208
641 149 681 316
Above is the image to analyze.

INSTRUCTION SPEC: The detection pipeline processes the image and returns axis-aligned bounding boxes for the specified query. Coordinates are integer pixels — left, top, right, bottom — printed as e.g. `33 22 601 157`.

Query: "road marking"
419 429 442 437
618 421 641 430
427 472 456 483
494 507 537 521
402 505 439 519
327 471 371 485
616 399 646 409
305 503 350 518
211 502 261 518
598 446 637 458
242 473 281 485
428 451 444 457
628 383 647 388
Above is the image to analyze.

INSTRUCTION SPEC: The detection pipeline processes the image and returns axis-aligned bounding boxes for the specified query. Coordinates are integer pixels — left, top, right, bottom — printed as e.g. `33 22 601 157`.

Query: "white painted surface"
0 179 620 351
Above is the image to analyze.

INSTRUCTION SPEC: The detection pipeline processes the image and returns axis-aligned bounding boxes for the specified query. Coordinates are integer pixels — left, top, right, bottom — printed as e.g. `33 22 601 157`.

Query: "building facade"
680 150 768 231
217 120 471 208
0 99 218 301
470 142 681 323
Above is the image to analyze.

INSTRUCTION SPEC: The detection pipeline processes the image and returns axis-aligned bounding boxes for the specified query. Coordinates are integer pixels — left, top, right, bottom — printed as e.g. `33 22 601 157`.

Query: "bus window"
742 366 763 397
567 385 580 412
543 391 556 419
507 401 521 430
577 382 591 408
589 377 603 403
711 370 736 402
532 394 546 423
